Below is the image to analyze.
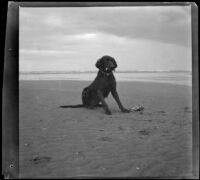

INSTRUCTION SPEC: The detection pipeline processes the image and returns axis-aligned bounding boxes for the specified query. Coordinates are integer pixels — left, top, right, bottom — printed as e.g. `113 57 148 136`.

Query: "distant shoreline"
19 70 192 74
19 71 192 86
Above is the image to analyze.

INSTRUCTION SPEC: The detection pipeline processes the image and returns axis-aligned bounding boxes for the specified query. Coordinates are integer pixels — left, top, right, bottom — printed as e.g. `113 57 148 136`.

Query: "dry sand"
19 80 193 178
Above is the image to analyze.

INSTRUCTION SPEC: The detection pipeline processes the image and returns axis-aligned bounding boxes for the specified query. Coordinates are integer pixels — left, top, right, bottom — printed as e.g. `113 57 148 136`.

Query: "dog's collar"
99 70 112 76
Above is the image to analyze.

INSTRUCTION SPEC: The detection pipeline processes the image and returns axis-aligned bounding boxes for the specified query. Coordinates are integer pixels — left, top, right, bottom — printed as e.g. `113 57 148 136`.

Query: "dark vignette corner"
2 1 19 179
1 1 199 179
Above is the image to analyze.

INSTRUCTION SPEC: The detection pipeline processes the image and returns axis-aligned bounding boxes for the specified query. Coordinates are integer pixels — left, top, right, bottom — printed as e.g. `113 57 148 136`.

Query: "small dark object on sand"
31 156 51 164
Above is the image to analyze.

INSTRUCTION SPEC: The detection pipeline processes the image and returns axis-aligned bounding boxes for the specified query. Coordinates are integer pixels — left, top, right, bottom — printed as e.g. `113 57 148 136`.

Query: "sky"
19 5 192 72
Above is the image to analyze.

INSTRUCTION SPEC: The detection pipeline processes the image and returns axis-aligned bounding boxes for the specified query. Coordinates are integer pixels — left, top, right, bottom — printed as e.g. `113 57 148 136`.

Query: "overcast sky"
19 6 192 72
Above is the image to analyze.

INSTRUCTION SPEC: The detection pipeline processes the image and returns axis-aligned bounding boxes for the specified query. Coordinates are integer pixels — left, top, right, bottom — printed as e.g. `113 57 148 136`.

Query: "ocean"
19 71 192 86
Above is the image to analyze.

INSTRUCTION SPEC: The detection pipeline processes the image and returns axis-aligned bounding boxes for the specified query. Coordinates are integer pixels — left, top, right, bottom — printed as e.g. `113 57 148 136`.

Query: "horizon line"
19 70 192 74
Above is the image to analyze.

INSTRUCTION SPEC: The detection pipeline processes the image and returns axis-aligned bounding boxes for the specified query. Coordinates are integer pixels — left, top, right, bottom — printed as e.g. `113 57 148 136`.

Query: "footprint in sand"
183 106 192 113
73 151 86 160
118 126 124 131
99 136 113 142
31 156 51 164
99 129 105 132
156 110 167 116
138 129 150 136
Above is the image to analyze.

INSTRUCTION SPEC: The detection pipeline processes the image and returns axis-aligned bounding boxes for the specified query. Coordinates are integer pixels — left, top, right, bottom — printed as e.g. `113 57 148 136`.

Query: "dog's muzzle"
101 68 115 76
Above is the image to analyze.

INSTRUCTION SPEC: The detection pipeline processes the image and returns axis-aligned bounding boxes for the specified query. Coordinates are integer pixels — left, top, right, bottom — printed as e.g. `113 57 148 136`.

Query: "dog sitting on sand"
60 55 130 115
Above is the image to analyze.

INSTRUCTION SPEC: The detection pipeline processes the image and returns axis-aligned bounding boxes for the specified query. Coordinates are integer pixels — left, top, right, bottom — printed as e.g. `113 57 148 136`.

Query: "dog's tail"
59 104 103 108
59 104 84 108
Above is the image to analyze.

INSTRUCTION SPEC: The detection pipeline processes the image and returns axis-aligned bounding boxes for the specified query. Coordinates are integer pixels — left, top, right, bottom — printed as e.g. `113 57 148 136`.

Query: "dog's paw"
121 108 131 113
105 110 112 115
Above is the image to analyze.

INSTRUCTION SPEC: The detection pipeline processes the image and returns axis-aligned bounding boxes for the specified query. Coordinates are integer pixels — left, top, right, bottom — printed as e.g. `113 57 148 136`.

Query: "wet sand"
19 80 193 178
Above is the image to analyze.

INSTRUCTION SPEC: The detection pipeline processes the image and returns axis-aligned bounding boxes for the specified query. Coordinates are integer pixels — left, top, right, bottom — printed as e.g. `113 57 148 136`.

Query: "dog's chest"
101 76 116 97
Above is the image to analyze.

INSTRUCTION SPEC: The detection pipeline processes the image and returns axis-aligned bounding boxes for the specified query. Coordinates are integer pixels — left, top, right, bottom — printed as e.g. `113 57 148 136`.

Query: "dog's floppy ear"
110 57 117 68
95 57 104 70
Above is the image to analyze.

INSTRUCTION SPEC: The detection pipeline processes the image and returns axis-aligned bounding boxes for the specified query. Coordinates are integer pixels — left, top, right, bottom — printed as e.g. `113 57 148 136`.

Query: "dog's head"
95 55 117 73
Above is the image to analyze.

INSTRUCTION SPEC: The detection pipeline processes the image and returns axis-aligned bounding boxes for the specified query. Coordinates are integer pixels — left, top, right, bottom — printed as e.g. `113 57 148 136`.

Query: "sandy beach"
19 80 193 178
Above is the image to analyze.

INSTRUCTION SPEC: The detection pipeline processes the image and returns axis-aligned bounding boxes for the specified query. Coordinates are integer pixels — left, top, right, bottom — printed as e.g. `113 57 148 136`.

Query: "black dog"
60 55 130 115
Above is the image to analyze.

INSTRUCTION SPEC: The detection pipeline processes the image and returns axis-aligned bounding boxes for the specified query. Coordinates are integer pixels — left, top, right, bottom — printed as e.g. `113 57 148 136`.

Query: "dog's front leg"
111 89 130 113
97 90 112 115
